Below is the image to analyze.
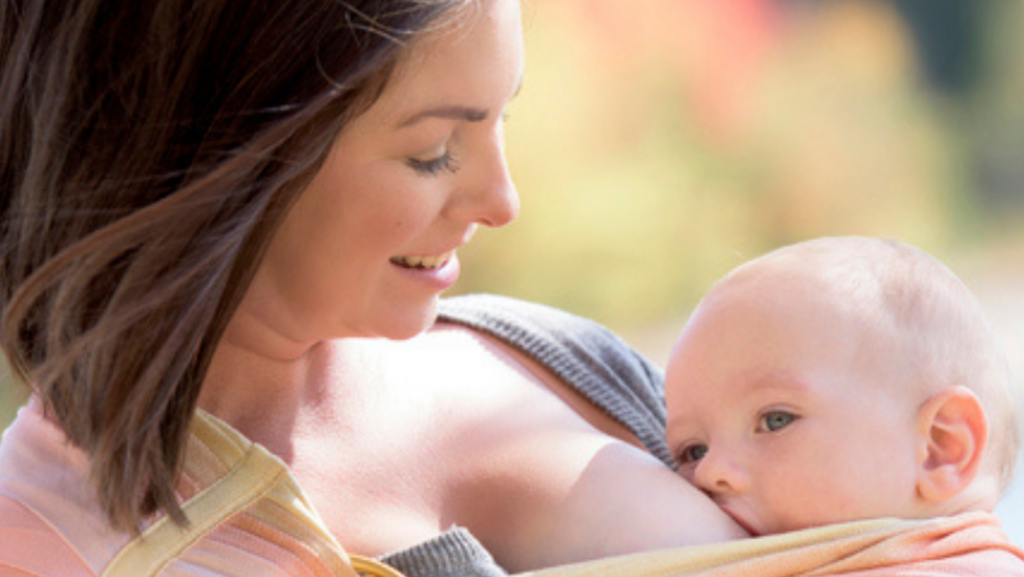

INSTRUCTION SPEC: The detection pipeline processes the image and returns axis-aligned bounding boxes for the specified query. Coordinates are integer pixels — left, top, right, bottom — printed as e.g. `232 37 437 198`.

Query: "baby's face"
664 277 924 536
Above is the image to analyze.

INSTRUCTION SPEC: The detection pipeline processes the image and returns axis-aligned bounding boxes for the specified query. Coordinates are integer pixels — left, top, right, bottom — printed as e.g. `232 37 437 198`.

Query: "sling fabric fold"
519 512 1024 576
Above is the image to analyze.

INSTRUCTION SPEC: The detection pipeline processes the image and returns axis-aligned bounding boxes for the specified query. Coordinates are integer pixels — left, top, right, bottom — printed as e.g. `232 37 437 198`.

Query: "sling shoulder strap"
101 411 363 577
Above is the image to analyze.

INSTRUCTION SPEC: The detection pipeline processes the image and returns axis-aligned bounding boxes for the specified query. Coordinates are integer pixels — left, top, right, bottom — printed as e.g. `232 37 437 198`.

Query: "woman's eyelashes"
405 112 510 176
407 149 460 176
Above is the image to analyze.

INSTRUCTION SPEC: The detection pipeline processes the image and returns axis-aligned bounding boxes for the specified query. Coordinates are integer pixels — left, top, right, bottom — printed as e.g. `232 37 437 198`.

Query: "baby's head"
664 236 1019 536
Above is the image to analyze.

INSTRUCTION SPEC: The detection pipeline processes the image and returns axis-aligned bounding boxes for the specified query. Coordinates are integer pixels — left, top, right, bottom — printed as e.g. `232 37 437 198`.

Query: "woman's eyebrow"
396 76 523 129
397 105 489 128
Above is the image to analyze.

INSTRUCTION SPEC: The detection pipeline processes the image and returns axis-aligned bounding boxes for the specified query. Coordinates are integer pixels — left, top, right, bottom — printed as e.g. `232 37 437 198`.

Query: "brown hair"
1 0 470 532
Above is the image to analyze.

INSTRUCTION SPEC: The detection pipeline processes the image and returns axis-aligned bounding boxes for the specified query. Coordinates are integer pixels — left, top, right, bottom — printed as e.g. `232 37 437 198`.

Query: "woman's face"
239 0 524 349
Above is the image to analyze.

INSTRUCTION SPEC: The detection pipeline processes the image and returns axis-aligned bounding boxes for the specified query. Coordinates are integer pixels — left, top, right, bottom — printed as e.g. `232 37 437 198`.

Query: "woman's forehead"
368 0 524 123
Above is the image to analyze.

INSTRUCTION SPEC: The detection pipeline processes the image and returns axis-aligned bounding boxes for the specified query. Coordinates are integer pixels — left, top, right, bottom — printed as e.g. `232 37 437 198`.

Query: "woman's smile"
390 249 462 291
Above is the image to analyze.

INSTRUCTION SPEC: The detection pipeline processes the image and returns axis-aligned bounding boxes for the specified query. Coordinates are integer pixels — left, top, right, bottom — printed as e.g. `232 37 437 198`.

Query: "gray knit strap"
437 294 674 468
381 527 507 577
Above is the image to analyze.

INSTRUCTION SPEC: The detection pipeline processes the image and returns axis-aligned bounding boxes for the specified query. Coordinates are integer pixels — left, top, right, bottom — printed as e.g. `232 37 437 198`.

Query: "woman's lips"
389 249 461 290
389 249 455 270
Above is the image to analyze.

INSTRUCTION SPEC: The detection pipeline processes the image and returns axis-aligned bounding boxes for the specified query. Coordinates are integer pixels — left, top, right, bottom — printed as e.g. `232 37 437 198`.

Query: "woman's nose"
693 449 750 496
476 159 519 228
448 133 520 228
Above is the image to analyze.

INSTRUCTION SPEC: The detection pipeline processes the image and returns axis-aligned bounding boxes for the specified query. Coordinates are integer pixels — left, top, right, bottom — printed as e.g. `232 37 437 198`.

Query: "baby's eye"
757 411 797 432
678 443 708 464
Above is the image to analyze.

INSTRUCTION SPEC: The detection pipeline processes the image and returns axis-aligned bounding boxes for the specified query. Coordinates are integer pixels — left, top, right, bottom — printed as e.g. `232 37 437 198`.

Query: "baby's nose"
693 449 751 496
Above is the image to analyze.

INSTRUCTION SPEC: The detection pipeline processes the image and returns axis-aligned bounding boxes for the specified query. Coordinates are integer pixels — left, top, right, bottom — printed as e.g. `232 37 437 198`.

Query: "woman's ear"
915 386 989 503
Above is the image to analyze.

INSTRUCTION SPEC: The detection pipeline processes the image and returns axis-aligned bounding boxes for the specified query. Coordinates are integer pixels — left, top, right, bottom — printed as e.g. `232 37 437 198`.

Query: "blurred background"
2 0 1022 546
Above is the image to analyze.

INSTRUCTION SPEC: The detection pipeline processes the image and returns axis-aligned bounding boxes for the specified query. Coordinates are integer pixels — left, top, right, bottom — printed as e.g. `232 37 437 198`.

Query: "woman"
0 1 743 576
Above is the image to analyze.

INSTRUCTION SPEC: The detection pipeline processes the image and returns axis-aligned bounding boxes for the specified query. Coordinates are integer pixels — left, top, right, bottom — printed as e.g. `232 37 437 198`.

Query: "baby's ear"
915 386 988 503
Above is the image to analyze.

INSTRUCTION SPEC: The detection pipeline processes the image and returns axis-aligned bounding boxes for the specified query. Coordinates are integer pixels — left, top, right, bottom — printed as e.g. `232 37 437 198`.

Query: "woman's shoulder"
438 294 674 466
0 493 96 577
0 402 358 577
0 399 139 576
437 293 662 395
0 401 108 576
438 294 660 382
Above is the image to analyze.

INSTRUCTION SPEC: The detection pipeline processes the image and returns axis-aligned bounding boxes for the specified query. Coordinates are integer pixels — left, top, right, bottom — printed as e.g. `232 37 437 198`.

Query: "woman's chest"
279 329 638 559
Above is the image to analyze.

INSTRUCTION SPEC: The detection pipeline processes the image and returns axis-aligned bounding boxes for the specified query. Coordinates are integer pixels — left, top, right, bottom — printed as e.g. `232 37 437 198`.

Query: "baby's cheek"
763 465 849 532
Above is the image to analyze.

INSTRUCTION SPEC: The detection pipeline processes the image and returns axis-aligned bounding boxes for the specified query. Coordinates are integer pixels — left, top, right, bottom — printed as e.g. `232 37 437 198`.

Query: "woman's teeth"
390 251 453 269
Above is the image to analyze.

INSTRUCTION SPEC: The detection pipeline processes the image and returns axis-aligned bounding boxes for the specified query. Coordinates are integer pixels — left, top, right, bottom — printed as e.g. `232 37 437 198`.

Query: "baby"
664 236 1020 538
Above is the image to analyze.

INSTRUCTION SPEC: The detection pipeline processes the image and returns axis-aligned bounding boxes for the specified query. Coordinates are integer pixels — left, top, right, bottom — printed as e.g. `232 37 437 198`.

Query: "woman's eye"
407 150 460 176
678 443 708 464
758 411 797 432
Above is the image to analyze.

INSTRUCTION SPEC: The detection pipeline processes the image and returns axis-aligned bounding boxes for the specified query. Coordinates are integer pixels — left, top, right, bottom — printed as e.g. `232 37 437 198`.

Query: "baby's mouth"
717 503 762 537
389 250 455 270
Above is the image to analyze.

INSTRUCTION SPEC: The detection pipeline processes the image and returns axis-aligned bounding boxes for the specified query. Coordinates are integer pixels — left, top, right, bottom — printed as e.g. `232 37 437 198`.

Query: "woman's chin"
374 300 442 341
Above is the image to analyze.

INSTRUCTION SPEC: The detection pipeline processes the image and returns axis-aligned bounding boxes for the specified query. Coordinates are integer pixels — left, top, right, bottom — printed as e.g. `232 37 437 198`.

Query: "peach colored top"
0 399 366 577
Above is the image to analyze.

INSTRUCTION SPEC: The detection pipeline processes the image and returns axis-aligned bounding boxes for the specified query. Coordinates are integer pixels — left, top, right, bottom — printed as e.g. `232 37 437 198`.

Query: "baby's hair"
722 236 1019 490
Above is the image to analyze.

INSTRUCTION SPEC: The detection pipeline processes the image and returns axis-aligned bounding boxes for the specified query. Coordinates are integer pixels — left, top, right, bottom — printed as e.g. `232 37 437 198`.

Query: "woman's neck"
196 338 312 460
196 327 389 463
